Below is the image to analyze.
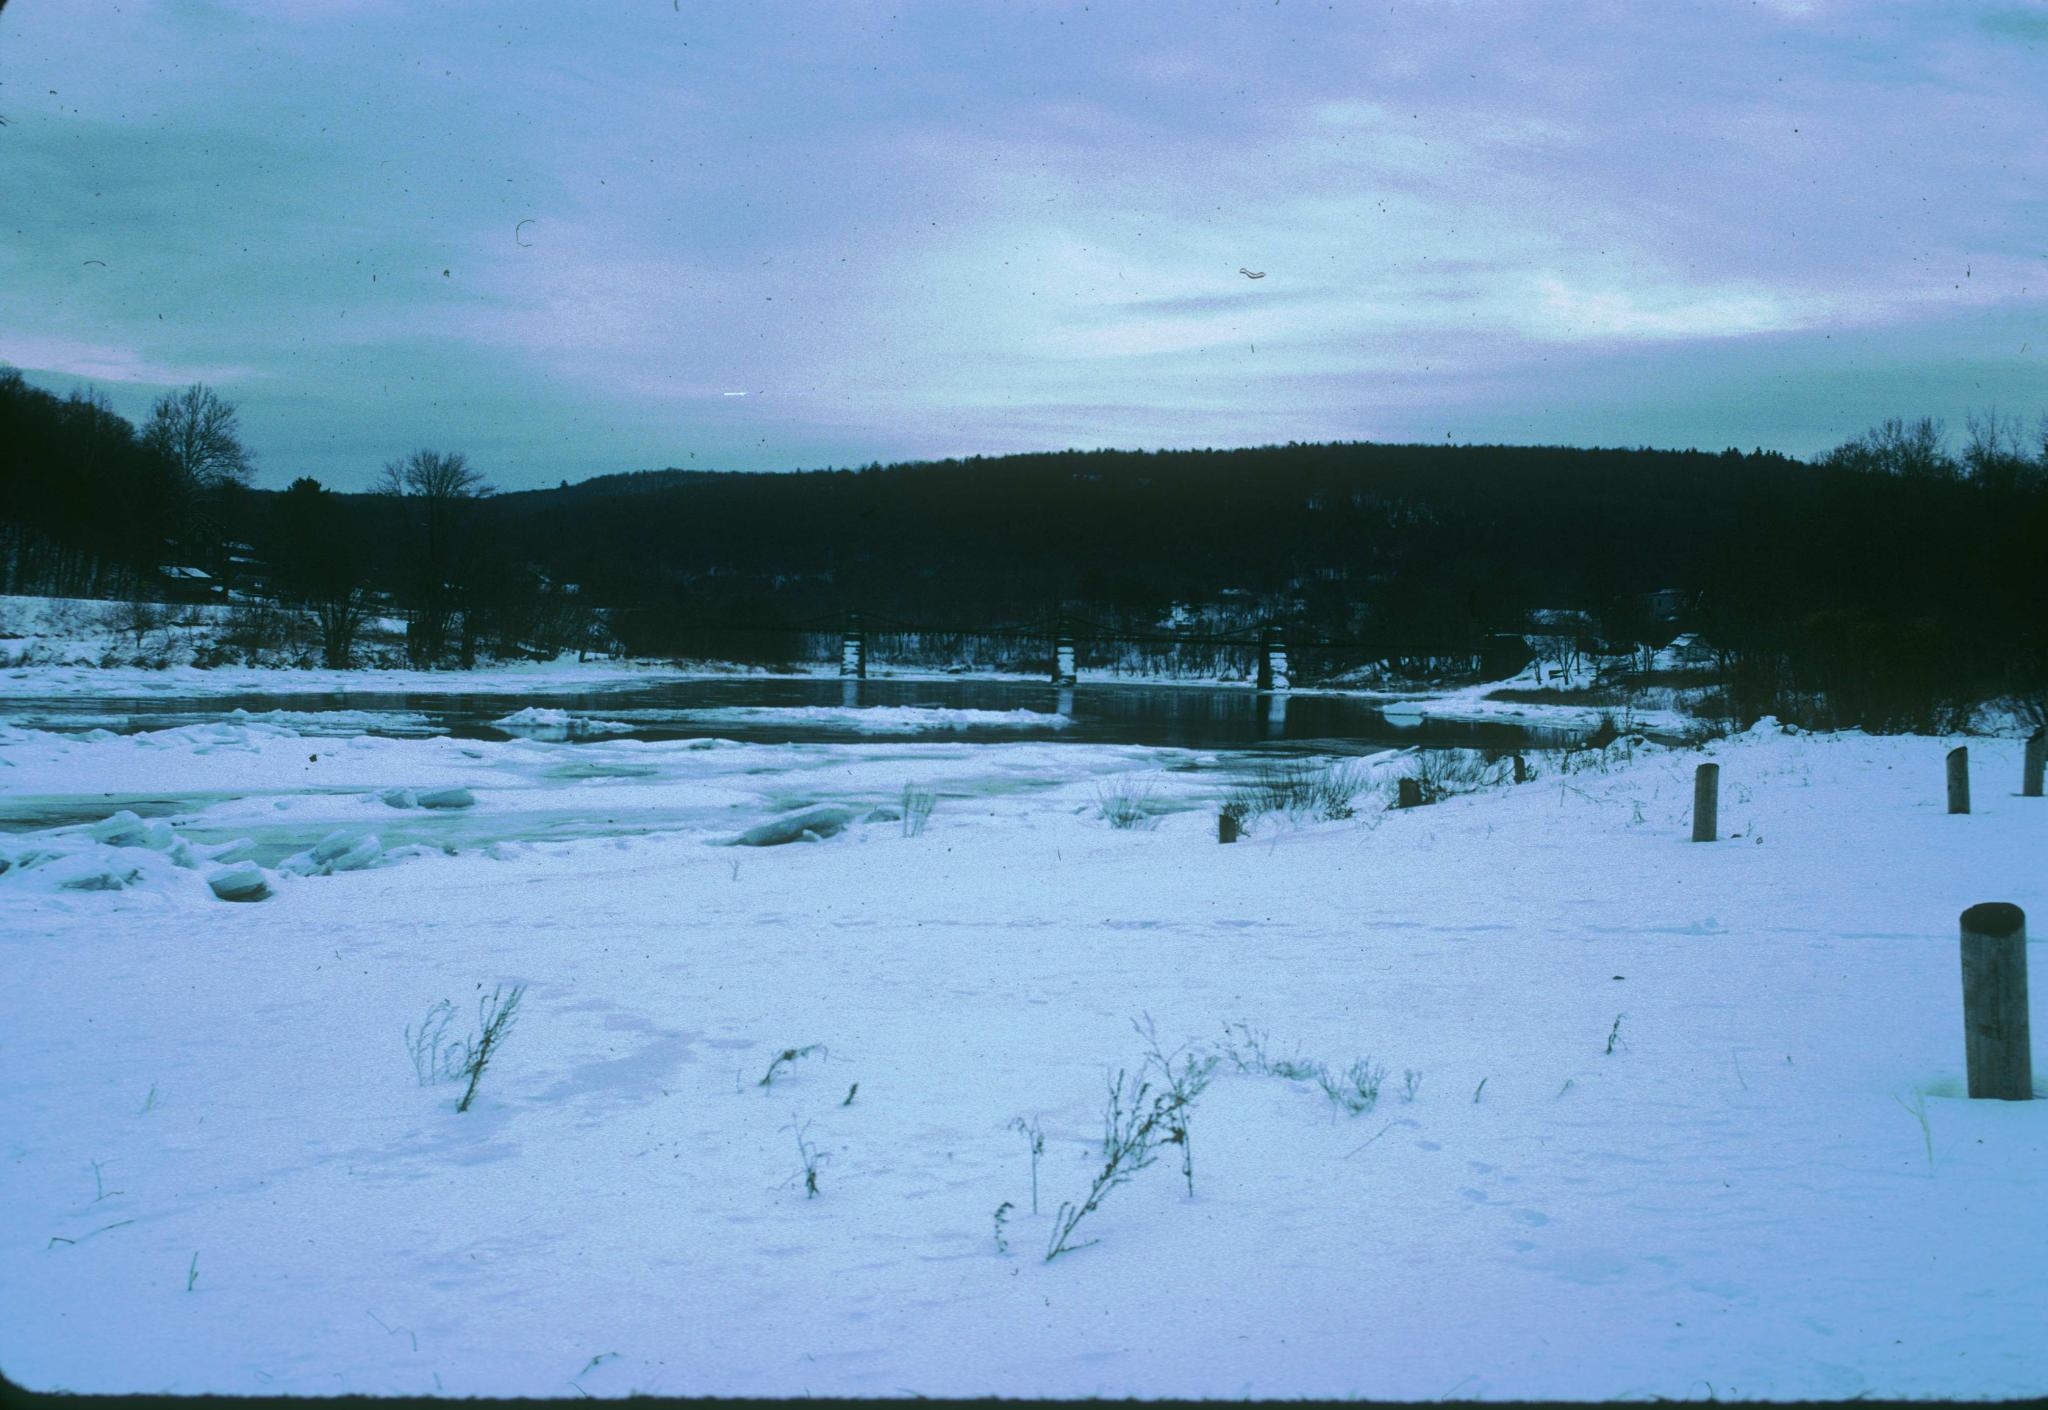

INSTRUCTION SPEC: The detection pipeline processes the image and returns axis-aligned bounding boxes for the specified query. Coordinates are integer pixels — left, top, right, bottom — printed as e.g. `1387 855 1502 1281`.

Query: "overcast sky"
3 1 2043 490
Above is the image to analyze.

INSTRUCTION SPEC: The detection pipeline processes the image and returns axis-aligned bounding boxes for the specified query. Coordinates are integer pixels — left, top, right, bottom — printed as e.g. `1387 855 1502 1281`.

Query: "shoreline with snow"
1 714 2044 1398
1 590 1705 738
1 652 1697 738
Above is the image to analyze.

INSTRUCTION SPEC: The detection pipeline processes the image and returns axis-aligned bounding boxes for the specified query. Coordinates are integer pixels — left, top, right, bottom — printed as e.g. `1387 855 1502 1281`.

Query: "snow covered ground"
1 651 714 701
1 708 2044 1399
1368 672 1697 737
0 594 807 697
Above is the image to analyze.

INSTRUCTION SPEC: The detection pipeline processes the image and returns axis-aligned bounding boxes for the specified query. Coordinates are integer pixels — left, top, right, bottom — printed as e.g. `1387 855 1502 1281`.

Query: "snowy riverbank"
1 715 2043 1398
1 644 1694 740
1 591 1701 737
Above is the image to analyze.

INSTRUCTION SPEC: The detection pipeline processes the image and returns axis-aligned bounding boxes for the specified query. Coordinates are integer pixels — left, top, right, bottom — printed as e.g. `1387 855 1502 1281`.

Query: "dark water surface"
0 676 1581 753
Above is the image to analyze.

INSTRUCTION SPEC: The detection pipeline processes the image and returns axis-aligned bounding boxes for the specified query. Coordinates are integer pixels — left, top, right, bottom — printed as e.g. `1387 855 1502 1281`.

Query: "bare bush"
405 999 463 1086
1094 775 1158 830
1133 1015 1219 1196
1042 1017 1221 1261
456 984 526 1113
312 588 373 669
1044 1069 1166 1261
901 782 936 838
1221 1021 1317 1080
1009 1117 1045 1214
220 600 309 661
104 598 167 649
1315 1058 1388 1117
785 1117 826 1198
1409 748 1499 804
1224 757 1373 826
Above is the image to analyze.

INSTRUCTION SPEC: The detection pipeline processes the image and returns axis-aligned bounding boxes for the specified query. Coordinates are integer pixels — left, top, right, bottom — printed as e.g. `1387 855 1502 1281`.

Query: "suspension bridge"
661 609 1522 690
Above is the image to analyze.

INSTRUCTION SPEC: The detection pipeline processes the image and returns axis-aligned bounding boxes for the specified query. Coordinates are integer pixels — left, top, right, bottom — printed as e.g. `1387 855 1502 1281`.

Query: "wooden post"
1218 811 1239 844
1959 903 2031 1100
1051 619 1077 687
1512 753 1528 785
1691 762 1719 843
1397 777 1422 809
2024 730 2045 798
840 613 866 680
1947 745 1970 815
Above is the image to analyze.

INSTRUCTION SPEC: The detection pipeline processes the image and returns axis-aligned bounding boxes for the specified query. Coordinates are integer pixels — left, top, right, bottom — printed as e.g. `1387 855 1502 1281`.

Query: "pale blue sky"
3 1 2043 489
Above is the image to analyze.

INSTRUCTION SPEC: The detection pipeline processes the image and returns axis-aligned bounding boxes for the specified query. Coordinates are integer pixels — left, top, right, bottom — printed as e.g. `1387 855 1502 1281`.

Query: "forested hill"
483 443 1810 632
5 357 2043 724
472 440 2045 723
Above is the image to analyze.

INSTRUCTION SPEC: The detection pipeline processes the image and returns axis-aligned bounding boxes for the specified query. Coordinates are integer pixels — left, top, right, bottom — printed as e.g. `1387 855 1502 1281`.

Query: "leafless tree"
1962 409 2041 492
378 449 491 667
376 448 486 504
309 585 371 669
1821 415 1958 481
269 477 369 668
110 596 166 648
144 383 253 493
142 384 254 564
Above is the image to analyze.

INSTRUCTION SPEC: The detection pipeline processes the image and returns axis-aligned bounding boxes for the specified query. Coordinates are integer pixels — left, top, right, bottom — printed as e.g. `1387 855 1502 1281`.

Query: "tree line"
0 370 251 598
2 363 2043 728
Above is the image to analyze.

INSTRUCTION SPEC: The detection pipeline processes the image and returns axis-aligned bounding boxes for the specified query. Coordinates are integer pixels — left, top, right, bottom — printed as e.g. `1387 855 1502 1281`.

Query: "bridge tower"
840 612 867 679
1256 626 1290 692
1051 616 1077 686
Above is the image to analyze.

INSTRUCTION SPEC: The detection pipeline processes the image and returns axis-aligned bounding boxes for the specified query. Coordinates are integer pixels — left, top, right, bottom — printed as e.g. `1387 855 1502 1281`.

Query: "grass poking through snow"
785 1117 826 1198
456 985 527 1114
758 1043 828 1090
1094 776 1159 830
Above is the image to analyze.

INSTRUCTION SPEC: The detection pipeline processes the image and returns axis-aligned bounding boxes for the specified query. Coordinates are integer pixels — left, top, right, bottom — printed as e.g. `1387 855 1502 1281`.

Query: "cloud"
1526 279 1819 342
1 0 2042 486
0 335 260 388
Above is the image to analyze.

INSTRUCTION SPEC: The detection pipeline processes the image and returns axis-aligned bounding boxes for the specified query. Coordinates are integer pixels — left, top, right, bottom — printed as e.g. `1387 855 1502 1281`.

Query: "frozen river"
0 675 1577 751
0 677 1583 866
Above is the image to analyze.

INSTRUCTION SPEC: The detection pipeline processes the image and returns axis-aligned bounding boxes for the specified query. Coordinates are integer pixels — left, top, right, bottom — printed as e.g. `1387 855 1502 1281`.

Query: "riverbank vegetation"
4 367 2042 731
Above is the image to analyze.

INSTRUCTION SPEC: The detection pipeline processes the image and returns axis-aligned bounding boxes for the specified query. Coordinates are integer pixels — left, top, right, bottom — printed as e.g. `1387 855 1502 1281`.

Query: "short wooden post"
1512 753 1528 785
1946 745 1970 815
1051 620 1077 687
2024 730 2045 798
1959 903 2031 1100
1397 777 1422 809
1218 811 1239 844
840 613 866 680
1691 762 1719 842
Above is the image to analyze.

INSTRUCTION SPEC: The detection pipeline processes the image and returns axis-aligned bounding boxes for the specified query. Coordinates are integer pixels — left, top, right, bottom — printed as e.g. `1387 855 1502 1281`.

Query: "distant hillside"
460 440 2044 728
477 441 1807 632
6 381 2041 729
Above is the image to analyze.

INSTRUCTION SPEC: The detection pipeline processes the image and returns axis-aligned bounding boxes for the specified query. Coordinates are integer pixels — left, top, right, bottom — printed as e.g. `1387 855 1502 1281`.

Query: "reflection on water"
0 676 1583 753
